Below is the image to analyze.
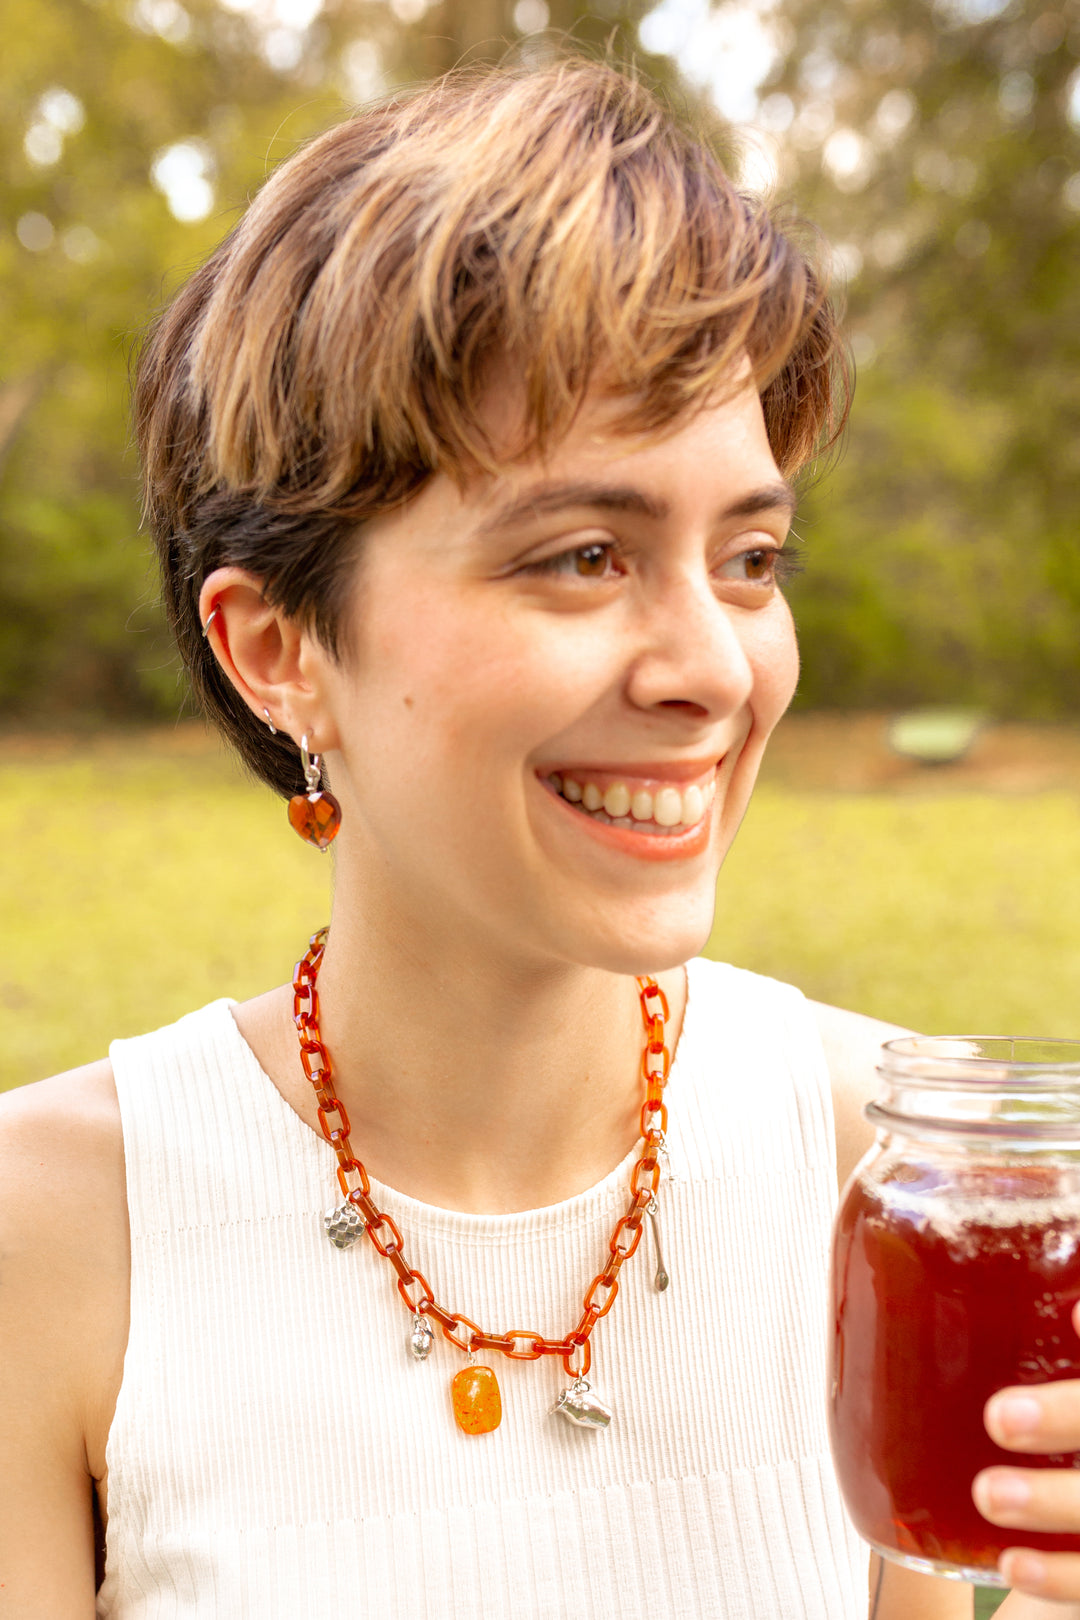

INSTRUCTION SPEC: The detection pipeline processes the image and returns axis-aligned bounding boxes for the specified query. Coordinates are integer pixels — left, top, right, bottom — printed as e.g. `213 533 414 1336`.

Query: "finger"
985 1385 1080 1454
998 1547 1080 1603
974 1465 1080 1532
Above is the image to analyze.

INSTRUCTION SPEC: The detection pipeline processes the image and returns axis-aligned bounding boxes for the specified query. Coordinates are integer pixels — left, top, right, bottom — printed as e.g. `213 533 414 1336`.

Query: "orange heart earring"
287 735 342 852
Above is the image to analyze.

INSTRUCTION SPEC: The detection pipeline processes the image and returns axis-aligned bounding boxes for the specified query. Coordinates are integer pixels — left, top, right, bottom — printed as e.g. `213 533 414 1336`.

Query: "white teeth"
553 773 714 832
603 782 631 818
653 787 683 827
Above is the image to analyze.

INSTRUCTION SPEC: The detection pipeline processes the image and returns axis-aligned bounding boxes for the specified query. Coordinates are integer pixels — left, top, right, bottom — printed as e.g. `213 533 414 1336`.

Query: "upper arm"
873 1555 973 1618
809 1000 913 1190
0 1060 128 1617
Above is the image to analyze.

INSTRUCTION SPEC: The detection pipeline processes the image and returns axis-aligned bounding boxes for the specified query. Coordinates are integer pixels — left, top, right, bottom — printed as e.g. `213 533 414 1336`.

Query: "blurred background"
3 0 1080 1093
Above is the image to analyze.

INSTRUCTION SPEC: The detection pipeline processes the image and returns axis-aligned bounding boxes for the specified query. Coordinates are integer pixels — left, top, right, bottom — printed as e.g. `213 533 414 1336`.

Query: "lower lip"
539 779 715 863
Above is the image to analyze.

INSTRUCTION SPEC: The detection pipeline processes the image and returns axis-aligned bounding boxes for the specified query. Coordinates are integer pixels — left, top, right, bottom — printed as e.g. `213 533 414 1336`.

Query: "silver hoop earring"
263 708 277 735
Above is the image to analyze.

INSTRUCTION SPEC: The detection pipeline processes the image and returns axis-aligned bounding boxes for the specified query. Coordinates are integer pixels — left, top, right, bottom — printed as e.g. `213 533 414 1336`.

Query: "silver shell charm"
550 1376 612 1429
323 1201 364 1250
410 1313 435 1360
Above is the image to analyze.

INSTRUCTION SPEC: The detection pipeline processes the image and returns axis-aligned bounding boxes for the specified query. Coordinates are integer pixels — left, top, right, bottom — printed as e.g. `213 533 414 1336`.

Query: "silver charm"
550 1376 612 1429
646 1195 670 1291
410 1313 435 1360
323 1201 364 1249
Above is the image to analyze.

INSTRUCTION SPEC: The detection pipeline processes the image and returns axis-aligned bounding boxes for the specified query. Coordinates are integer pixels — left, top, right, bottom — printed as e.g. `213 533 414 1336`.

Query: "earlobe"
198 567 338 748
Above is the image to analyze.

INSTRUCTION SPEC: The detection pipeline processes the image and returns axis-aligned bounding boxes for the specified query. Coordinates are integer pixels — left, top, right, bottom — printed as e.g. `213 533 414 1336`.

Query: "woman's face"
311 378 800 977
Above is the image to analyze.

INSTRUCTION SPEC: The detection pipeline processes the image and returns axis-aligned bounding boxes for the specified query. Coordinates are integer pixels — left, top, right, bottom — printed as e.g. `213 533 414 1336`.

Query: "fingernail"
1001 1550 1047 1590
981 1473 1031 1511
988 1393 1041 1439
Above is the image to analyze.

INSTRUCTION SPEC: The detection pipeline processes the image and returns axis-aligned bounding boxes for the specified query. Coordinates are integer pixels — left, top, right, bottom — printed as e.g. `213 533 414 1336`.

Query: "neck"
283 881 685 1215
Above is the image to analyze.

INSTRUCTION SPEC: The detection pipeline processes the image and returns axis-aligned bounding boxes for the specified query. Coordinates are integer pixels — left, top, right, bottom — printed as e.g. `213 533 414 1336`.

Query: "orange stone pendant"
450 1363 502 1435
288 789 342 851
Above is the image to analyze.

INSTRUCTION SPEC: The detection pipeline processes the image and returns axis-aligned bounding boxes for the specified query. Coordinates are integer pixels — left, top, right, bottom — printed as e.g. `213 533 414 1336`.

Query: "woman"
2 56 1078 1619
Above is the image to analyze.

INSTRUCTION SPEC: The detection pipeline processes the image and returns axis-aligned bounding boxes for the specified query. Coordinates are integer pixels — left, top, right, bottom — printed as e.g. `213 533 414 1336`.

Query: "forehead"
458 375 789 528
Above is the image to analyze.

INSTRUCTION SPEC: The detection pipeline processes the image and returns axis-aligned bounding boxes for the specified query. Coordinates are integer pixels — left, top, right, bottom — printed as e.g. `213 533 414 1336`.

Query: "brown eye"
743 550 774 581
575 544 610 577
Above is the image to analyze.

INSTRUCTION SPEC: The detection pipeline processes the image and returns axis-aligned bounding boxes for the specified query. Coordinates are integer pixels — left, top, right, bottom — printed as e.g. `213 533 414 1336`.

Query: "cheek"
751 601 799 721
358 610 576 780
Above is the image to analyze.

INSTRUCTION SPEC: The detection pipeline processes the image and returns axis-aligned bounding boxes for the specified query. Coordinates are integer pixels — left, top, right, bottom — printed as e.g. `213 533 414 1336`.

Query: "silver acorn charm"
323 1201 364 1250
410 1313 435 1360
550 1376 612 1429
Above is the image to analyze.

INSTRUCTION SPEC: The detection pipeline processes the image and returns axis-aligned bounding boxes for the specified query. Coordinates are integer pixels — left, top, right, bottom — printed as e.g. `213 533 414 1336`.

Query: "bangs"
150 60 841 532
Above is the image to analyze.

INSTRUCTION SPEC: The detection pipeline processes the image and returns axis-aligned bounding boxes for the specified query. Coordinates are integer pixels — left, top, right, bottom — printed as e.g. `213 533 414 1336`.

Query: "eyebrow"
474 478 798 536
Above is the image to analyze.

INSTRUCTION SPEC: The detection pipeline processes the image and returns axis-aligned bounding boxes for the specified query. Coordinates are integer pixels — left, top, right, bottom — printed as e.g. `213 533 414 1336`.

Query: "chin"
565 894 718 980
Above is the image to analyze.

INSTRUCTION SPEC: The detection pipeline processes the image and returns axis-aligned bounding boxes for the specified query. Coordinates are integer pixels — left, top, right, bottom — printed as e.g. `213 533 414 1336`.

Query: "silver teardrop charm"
323 1201 364 1249
550 1376 612 1429
410 1313 435 1360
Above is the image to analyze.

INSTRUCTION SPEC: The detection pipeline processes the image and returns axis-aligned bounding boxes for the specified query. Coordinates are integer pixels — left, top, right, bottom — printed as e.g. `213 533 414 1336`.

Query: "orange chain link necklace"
292 927 672 1434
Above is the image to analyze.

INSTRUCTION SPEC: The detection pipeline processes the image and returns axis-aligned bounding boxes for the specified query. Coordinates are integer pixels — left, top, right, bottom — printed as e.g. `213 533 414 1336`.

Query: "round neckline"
218 961 698 1235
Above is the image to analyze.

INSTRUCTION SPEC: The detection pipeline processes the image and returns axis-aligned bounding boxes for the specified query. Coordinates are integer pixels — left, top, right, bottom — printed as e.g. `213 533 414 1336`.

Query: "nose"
624 569 756 721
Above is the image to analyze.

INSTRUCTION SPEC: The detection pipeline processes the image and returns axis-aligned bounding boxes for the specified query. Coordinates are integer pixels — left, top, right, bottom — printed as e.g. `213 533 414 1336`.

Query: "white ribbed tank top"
99 957 867 1619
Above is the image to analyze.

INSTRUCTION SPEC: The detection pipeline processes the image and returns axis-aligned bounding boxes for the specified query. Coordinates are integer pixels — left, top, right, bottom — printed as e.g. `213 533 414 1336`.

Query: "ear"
198 568 341 750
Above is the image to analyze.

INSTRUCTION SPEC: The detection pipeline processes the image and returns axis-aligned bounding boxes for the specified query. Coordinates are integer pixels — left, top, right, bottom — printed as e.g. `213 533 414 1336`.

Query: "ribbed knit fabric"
99 958 867 1619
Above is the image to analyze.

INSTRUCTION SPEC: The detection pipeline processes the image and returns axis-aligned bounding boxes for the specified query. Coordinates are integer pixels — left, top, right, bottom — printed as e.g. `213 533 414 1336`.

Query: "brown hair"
135 55 849 797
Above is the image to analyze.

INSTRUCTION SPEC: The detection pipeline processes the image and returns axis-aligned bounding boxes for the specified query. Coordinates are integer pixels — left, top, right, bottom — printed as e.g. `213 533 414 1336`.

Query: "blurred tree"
3 0 348 719
751 0 1080 713
0 0 658 724
5 0 1078 722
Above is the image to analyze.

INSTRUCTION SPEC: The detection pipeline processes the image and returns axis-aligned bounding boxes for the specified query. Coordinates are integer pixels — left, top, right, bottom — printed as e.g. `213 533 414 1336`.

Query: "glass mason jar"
829 1037 1080 1586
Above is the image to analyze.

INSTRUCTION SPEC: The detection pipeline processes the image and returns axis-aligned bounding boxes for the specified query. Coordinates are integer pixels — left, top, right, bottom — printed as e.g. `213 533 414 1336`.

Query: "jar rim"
880 1035 1080 1085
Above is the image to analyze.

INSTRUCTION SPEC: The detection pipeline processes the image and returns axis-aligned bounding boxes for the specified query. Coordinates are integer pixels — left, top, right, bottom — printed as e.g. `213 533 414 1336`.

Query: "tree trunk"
419 0 511 75
414 0 651 78
0 374 47 484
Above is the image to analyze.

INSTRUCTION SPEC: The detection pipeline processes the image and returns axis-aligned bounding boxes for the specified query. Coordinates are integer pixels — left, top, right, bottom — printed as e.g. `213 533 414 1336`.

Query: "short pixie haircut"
136 55 847 798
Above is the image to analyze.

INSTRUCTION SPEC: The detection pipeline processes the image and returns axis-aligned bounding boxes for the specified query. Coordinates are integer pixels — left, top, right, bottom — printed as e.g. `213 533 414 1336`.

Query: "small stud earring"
287 736 342 852
263 708 277 735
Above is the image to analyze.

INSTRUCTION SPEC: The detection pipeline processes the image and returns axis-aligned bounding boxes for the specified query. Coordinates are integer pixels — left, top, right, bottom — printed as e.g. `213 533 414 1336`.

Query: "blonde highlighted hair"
136 55 848 795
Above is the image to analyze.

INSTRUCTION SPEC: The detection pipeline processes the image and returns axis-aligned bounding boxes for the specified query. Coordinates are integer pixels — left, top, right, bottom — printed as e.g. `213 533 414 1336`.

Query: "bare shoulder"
808 1001 913 1189
0 1053 130 1421
0 1051 122 1139
0 1059 129 1615
0 1056 126 1237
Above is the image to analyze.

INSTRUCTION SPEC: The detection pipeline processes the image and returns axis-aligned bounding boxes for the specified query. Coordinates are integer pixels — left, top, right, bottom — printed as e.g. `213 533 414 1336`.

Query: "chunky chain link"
293 927 671 1378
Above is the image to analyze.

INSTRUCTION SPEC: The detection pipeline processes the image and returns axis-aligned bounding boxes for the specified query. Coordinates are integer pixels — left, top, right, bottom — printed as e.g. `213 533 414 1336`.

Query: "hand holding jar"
975 1323 1080 1605
828 1037 1080 1604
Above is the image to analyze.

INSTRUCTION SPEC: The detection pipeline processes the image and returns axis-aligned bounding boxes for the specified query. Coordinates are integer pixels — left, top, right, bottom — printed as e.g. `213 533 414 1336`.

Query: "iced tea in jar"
829 1037 1080 1586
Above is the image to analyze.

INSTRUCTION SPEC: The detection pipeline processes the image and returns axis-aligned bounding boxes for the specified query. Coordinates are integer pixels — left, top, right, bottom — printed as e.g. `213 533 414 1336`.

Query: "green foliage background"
1 0 1078 719
776 0 1080 715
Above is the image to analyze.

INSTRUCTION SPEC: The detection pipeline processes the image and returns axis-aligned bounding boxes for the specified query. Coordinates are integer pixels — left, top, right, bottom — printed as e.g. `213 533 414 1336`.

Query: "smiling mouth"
544 771 716 836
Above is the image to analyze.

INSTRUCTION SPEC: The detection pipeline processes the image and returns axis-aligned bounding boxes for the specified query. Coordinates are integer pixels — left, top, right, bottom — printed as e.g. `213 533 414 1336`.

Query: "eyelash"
524 537 805 585
524 542 621 579
760 537 805 583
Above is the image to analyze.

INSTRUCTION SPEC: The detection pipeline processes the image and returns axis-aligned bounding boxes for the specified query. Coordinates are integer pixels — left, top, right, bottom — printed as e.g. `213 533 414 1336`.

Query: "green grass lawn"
4 722 1080 1088
707 783 1080 1037
0 727 332 1086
